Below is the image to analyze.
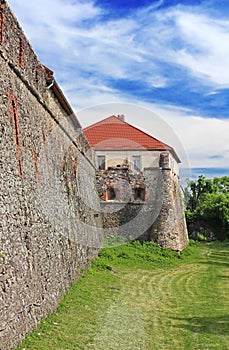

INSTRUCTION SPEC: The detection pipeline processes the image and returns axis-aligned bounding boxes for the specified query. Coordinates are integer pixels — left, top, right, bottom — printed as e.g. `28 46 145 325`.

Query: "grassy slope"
16 241 229 350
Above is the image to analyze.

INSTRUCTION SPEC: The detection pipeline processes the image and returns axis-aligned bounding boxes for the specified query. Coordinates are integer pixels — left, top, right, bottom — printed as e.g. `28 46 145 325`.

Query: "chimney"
117 114 125 121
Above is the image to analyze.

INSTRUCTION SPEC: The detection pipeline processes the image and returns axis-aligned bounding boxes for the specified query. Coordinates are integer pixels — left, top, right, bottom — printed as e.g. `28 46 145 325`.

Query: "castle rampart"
0 2 102 349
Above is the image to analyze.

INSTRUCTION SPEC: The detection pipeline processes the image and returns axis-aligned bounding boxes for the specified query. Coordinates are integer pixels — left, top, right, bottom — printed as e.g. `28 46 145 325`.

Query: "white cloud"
137 104 229 169
6 0 229 171
10 0 100 25
173 11 229 87
8 0 165 85
173 116 229 168
8 0 229 88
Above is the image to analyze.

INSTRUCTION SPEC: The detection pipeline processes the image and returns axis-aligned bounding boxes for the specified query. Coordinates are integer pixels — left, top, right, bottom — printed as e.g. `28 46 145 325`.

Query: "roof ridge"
82 115 181 162
83 115 122 131
84 116 170 149
122 119 172 150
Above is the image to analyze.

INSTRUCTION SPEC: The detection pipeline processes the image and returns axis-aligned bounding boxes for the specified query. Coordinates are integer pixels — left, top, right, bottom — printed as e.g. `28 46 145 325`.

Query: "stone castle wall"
0 2 102 349
148 167 188 251
96 156 188 250
145 154 189 251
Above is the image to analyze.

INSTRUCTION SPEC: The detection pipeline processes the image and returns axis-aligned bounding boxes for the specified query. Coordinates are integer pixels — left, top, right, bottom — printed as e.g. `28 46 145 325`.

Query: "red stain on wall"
8 89 23 179
0 1 6 45
33 148 40 182
18 38 24 68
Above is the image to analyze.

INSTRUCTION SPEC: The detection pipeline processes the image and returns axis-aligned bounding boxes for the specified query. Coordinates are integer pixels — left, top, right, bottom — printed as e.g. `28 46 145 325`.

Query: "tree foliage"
185 176 229 240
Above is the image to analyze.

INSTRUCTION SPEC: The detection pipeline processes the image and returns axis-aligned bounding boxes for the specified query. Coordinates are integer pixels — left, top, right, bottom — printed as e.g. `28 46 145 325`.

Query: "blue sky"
7 0 229 177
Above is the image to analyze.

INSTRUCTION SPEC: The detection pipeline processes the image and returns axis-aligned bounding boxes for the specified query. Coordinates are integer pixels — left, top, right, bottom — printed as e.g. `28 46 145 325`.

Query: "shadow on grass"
210 252 229 259
172 314 229 335
199 247 229 268
217 275 229 279
200 260 229 268
205 242 229 252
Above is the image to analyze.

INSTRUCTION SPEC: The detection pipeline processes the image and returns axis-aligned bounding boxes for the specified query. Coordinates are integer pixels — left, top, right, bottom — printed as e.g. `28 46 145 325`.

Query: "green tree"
185 176 229 240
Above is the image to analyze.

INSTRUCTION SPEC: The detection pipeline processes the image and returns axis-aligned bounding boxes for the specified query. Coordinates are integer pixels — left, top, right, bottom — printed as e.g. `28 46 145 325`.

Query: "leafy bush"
92 240 197 271
197 233 207 241
185 176 229 240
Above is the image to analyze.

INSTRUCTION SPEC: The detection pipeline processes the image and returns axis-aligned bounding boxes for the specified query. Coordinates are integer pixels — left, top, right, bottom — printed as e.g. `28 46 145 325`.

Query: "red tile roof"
83 115 173 151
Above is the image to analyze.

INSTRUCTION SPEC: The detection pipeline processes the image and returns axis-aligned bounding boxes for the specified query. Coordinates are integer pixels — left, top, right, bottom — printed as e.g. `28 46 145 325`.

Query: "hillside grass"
16 240 229 350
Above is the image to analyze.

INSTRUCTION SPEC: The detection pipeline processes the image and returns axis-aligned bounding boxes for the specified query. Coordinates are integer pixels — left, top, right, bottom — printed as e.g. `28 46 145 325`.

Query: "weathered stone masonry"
0 2 102 349
96 157 188 251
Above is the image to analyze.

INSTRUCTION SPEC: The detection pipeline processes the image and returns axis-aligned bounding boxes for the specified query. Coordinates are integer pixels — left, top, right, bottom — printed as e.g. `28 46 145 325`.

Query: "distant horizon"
180 167 228 187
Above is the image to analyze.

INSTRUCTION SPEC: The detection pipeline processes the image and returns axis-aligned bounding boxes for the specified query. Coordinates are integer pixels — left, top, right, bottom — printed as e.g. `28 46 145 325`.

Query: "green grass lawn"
16 240 229 350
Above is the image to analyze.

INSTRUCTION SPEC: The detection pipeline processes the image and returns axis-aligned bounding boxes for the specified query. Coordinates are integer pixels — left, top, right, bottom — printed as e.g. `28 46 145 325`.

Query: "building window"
133 188 145 201
107 188 116 200
132 156 141 171
97 155 105 170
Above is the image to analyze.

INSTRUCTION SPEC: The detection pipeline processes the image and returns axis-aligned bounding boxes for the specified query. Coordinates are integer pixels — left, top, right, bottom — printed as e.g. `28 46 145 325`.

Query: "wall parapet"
0 2 101 349
0 1 46 94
